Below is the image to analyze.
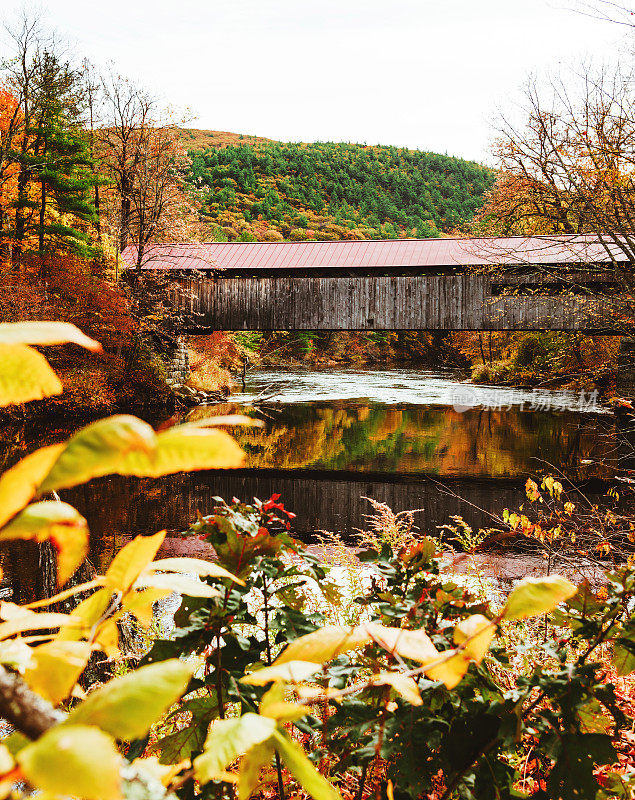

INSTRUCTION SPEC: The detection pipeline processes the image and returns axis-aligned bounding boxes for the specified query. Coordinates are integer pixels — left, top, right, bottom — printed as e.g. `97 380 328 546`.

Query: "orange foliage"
0 89 23 256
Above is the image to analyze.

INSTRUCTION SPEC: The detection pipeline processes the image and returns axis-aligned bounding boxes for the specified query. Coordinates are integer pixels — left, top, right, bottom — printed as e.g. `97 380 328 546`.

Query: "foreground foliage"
0 322 632 800
144 498 635 800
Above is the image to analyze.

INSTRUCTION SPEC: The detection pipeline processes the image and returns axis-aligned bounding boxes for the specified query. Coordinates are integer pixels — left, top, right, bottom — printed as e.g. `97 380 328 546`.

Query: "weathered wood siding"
168 274 616 331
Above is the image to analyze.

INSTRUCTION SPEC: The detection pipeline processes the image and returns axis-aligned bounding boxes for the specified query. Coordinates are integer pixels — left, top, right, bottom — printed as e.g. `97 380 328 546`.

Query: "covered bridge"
121 236 626 332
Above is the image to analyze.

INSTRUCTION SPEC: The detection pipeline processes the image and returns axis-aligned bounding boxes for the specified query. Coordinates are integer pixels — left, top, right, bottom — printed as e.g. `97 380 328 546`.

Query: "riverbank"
214 331 620 395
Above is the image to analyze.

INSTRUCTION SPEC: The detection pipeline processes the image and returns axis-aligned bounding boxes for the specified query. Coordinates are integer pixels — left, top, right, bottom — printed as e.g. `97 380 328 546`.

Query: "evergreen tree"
32 54 96 256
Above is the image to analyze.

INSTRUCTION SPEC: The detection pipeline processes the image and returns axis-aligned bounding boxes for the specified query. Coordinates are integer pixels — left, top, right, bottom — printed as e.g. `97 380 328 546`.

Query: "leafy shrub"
0 321 246 800
471 358 513 383
142 496 635 800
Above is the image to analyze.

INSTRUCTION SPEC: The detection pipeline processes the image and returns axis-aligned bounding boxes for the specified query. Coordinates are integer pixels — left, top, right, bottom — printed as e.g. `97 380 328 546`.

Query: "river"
0 366 620 595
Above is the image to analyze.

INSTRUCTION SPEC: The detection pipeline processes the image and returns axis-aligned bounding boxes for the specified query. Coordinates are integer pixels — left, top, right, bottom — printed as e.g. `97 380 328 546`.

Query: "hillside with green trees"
184 133 496 241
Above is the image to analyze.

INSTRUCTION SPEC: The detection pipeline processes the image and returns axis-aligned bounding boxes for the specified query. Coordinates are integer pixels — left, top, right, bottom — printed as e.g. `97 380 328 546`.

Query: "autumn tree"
98 75 194 271
489 68 635 267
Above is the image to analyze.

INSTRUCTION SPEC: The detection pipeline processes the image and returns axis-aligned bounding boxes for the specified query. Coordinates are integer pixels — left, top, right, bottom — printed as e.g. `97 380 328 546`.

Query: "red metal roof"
121 235 627 272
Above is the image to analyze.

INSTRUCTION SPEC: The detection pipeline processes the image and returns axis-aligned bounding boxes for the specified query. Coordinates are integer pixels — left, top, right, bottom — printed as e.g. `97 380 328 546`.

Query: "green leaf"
272 730 342 800
503 575 577 620
194 714 276 784
238 742 275 800
153 723 209 765
613 640 635 676
0 321 101 351
17 724 121 800
3 732 29 756
0 501 88 586
0 343 62 406
578 698 614 734
66 659 193 739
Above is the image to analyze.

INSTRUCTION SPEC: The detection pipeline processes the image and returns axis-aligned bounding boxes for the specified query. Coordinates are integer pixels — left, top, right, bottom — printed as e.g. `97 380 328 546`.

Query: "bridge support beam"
163 335 190 384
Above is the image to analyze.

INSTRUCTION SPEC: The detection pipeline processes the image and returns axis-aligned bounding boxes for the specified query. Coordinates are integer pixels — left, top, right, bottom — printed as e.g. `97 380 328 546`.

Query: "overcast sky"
3 1 631 163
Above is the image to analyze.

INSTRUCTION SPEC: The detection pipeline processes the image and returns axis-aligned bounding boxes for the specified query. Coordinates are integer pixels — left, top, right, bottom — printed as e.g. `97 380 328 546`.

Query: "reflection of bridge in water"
1 470 608 602
66 469 607 562
124 235 627 332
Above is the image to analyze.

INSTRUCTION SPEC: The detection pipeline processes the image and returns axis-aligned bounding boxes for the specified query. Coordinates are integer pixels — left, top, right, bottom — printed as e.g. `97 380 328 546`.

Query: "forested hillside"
184 134 495 241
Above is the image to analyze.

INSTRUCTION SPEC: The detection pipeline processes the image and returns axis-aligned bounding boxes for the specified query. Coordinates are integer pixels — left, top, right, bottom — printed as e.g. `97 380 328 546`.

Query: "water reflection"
0 367 621 599
189 401 615 480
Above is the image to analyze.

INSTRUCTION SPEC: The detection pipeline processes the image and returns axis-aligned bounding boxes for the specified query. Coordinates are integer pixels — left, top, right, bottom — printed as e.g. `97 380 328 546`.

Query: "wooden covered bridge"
122 236 627 333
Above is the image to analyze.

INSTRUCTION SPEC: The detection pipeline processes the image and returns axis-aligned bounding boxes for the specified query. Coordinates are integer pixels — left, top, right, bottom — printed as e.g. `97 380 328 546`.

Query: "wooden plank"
175 274 621 333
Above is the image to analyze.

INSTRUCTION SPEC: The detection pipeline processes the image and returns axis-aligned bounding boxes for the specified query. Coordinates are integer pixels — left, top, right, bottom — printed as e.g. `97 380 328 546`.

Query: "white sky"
3 0 631 163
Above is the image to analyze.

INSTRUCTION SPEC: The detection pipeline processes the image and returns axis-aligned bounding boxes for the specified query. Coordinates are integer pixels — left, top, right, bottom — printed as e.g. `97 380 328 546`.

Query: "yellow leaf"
57 588 112 641
134 572 221 599
194 715 277 784
0 610 77 641
0 744 14 774
371 673 422 705
366 624 439 664
238 742 274 800
0 322 101 351
503 575 577 620
0 344 62 406
271 731 342 800
122 588 172 627
67 660 194 740
273 625 372 665
147 557 244 585
24 641 92 705
260 701 311 723
181 415 263 429
259 682 310 722
453 614 495 663
0 444 65 529
94 619 120 657
0 640 33 671
425 652 469 689
17 724 121 800
105 530 166 593
422 615 496 690
138 426 245 474
39 416 158 494
0 501 88 586
242 661 322 685
131 756 190 787
25 578 104 610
